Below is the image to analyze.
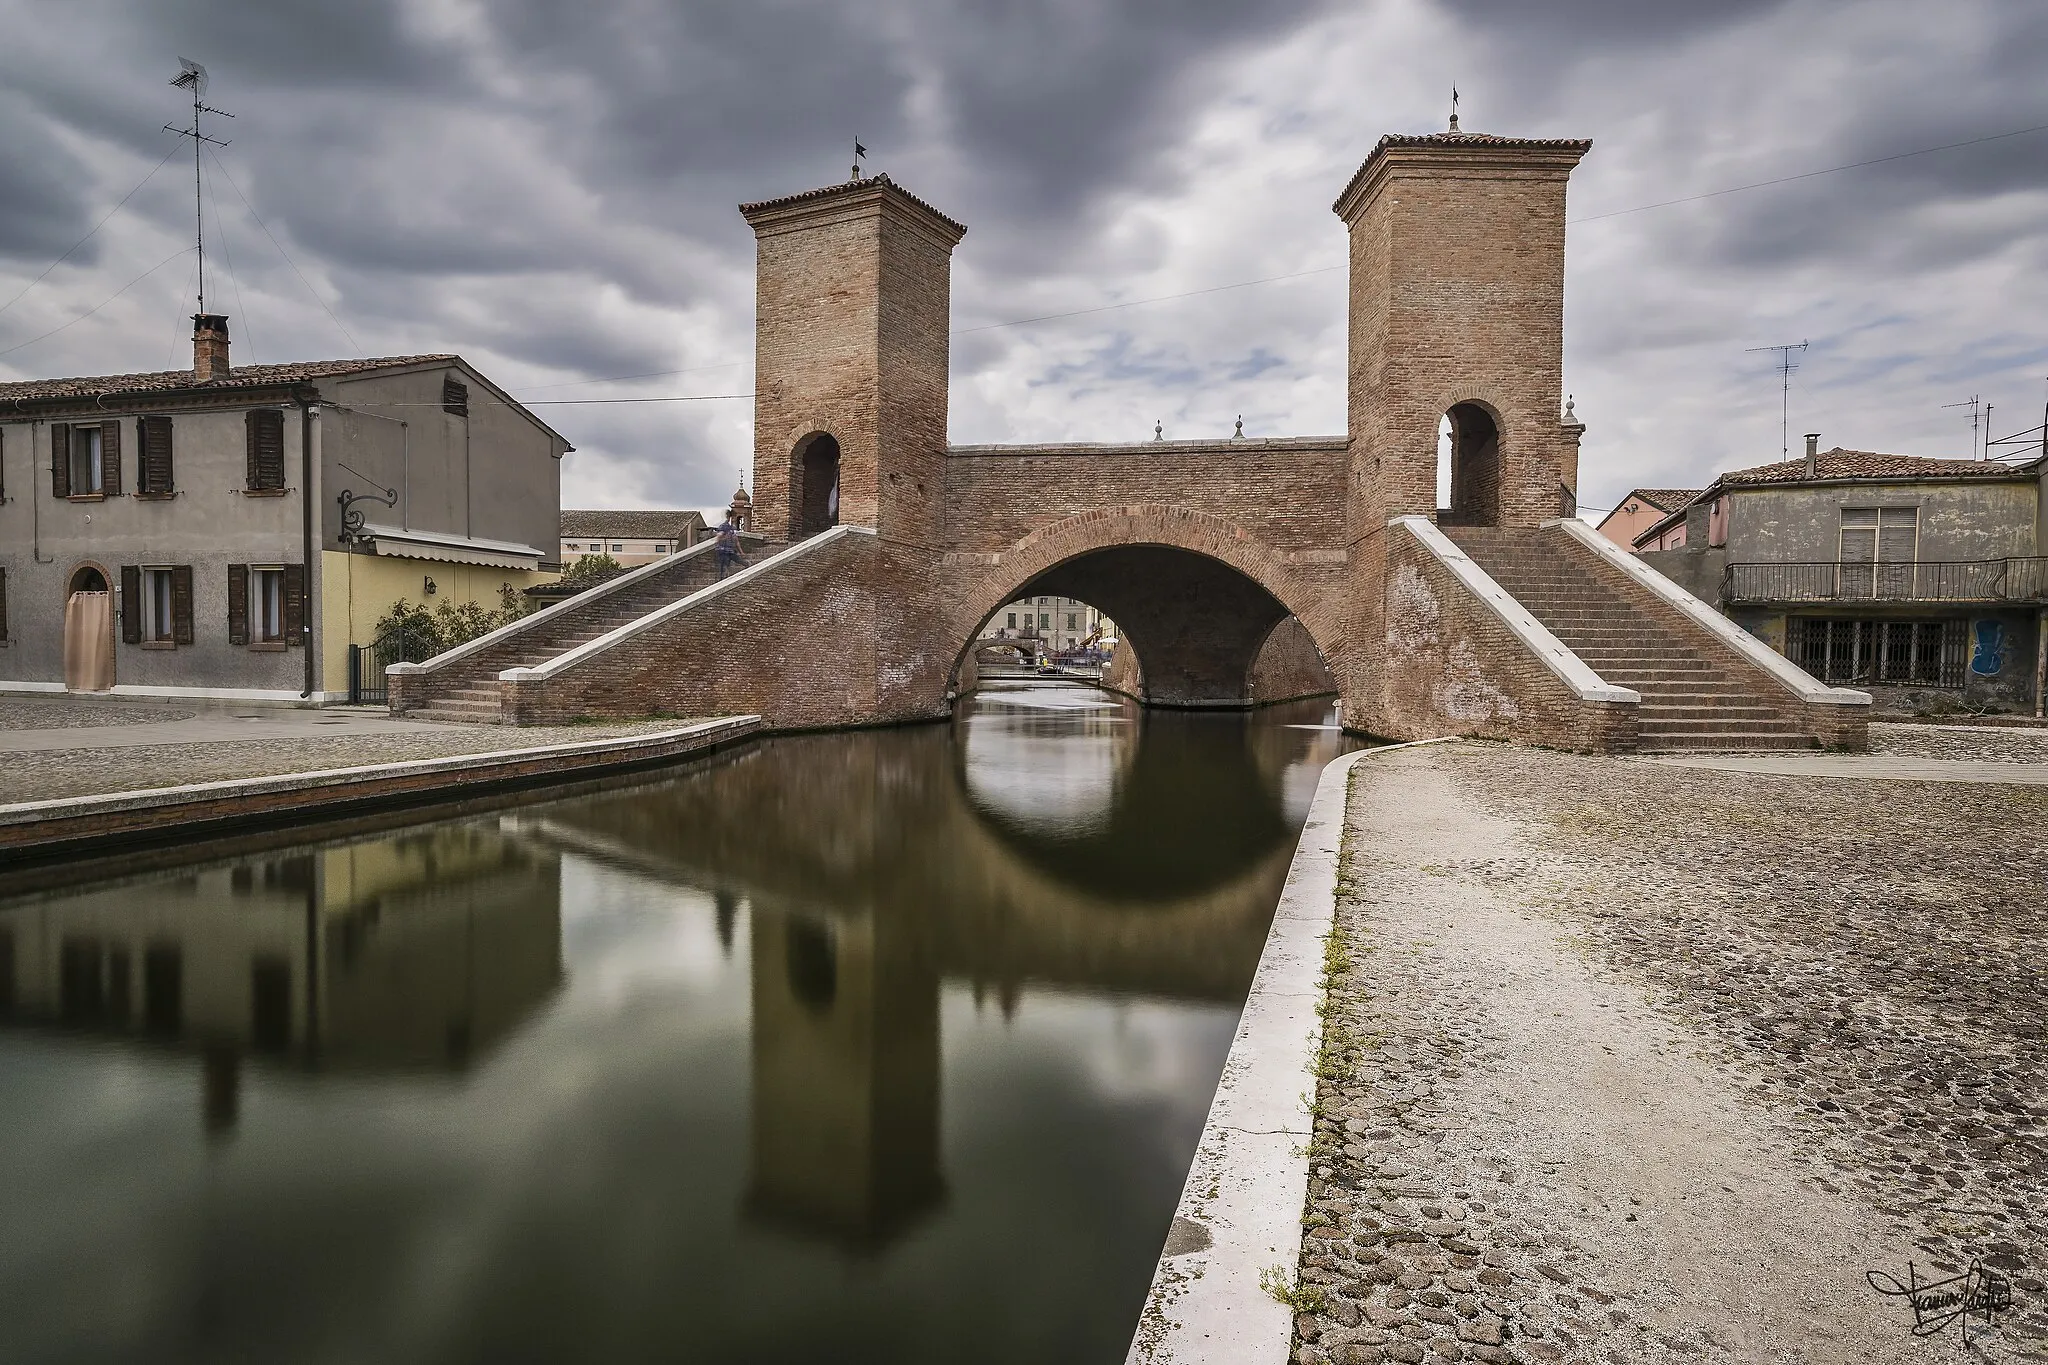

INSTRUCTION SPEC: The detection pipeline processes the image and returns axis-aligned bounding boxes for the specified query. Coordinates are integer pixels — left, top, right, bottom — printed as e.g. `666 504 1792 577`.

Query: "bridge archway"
1437 400 1504 528
950 507 1338 710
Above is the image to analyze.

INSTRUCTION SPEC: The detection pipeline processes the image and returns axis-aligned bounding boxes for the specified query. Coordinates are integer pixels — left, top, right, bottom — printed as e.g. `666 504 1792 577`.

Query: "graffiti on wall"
1970 620 2005 677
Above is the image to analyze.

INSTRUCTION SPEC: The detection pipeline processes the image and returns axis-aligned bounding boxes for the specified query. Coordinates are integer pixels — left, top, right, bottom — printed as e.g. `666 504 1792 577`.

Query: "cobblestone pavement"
1871 721 2048 764
0 698 197 730
1292 742 2046 1364
0 720 700 804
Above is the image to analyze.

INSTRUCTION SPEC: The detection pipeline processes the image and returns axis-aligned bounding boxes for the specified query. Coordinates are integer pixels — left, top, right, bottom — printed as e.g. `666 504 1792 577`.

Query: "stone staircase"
1445 526 1818 751
393 537 781 723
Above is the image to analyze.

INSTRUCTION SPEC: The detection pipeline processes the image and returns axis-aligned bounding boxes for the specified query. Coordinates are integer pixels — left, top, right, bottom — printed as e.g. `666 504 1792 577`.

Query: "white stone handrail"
387 536 756 680
1392 515 1639 705
501 525 876 683
1545 517 1871 707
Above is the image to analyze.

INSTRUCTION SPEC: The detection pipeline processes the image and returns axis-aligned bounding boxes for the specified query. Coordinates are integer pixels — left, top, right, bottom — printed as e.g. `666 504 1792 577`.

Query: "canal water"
0 684 1348 1364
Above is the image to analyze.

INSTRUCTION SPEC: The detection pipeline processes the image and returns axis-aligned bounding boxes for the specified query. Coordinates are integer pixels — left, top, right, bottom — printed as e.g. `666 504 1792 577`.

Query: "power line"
0 141 184 320
0 246 195 360
1568 120 2048 225
204 145 360 352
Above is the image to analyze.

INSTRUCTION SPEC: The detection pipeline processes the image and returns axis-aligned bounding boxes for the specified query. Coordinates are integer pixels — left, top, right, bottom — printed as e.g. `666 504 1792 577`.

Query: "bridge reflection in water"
0 684 1348 1364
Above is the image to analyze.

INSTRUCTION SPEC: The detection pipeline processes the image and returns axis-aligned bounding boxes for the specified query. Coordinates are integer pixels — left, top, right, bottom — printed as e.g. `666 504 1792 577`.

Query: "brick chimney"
1803 432 1820 478
192 313 230 382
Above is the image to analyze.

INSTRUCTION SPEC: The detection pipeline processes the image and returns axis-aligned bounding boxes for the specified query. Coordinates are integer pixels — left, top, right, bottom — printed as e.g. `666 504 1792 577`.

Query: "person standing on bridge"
714 514 750 581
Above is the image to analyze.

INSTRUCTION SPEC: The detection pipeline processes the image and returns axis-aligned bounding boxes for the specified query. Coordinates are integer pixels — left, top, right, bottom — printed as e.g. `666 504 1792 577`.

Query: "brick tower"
1333 126 1591 718
740 174 967 547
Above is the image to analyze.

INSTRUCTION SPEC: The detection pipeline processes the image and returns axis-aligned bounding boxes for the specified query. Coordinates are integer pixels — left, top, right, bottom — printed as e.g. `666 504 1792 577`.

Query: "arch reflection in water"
0 689 1349 1364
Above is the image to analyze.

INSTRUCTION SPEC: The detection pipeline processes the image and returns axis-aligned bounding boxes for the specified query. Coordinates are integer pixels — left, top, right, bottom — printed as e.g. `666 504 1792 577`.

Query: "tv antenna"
1941 395 1983 460
166 58 233 316
1745 340 1808 459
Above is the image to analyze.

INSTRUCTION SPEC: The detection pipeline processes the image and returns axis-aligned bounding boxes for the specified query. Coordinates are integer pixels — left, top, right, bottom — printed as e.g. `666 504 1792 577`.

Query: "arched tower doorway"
791 432 841 540
1437 401 1503 527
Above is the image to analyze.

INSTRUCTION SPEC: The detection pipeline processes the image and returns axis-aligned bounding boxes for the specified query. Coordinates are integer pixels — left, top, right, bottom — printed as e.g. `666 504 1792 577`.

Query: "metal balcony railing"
1724 557 2048 604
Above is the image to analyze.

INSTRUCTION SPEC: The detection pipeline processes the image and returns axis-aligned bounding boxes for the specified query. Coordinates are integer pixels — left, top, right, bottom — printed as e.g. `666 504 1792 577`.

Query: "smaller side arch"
1436 399 1504 528
789 431 842 540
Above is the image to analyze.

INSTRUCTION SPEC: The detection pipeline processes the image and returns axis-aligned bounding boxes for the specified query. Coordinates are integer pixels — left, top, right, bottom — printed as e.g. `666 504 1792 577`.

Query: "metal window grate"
1786 617 1968 687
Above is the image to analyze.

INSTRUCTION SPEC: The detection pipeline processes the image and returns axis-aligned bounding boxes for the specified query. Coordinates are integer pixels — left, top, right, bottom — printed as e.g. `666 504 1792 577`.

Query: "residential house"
0 314 570 705
1637 437 2046 713
979 596 1113 657
1594 487 1700 552
560 509 708 566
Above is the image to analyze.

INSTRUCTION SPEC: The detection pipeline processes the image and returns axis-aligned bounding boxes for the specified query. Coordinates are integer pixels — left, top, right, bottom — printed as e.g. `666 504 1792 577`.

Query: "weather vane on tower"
851 136 868 181
1449 85 1461 133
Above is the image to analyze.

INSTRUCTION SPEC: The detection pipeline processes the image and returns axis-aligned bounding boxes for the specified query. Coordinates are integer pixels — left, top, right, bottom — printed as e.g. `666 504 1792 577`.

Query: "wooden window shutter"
283 564 306 646
0 566 8 643
50 423 70 498
100 419 122 496
0 426 6 503
245 411 261 488
254 410 286 490
442 375 469 417
227 564 249 645
139 416 174 494
120 565 141 643
171 565 194 645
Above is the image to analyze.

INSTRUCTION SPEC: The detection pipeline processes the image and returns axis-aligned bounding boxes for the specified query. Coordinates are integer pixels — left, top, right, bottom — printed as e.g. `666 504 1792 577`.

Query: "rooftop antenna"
167 58 232 316
1745 340 1807 459
850 136 867 181
1448 85 1461 133
1941 394 1982 460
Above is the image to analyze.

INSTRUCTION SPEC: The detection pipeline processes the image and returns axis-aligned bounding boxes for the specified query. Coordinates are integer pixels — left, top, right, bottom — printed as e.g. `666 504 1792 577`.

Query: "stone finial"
1233 415 1244 439
1154 420 1163 442
1560 394 1584 430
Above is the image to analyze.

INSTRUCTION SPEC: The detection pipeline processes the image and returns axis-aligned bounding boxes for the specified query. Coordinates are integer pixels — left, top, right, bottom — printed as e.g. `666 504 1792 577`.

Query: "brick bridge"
393 125 1869 752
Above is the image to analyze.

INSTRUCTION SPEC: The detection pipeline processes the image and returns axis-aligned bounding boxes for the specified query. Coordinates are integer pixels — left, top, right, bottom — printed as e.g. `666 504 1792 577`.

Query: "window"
1066 613 1077 631
1787 617 1966 687
1039 613 1050 629
244 410 285 491
70 426 103 494
653 543 667 554
1037 596 1048 606
611 543 624 552
1839 507 1919 597
253 568 285 644
145 568 174 643
1006 613 1016 628
564 542 579 552
441 376 469 417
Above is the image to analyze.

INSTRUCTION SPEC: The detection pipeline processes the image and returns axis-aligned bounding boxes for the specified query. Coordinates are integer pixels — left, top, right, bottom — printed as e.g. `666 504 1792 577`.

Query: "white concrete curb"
1544 517 1871 708
1126 738 1454 1364
1392 516 1638 705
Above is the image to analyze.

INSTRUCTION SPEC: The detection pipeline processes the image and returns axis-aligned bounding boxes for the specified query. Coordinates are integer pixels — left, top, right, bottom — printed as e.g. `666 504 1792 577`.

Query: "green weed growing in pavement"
1260 1264 1325 1314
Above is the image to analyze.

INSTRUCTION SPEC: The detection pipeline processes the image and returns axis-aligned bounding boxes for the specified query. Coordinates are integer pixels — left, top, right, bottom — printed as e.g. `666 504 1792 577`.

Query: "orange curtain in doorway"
64 591 114 691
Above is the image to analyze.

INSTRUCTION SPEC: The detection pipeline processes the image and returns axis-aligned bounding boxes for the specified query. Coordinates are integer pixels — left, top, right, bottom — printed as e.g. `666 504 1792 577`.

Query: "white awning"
360 523 546 570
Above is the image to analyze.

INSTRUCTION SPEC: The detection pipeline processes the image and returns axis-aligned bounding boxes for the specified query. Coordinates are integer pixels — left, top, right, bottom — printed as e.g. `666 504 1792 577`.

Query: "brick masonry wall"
1248 617 1338 705
506 533 953 730
1369 521 1635 752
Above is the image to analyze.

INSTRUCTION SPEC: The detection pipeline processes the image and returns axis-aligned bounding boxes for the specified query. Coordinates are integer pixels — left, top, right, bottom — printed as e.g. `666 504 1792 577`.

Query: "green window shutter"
50 424 70 498
0 566 8 643
120 565 141 643
171 566 194 645
100 419 122 496
227 565 248 645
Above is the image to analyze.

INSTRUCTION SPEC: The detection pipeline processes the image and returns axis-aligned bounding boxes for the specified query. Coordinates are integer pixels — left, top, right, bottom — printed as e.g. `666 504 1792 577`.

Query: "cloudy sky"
1 0 2043 519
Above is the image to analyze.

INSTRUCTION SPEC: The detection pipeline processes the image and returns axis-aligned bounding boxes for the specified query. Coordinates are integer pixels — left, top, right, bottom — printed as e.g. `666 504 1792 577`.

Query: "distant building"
560 509 709 566
0 313 569 704
1594 487 1700 552
1637 438 2047 713
978 596 1112 656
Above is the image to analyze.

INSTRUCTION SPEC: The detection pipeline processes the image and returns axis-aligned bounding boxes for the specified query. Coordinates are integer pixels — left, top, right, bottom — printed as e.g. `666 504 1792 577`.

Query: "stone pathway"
1871 721 2048 765
1290 742 2046 1364
0 697 197 730
0 714 701 804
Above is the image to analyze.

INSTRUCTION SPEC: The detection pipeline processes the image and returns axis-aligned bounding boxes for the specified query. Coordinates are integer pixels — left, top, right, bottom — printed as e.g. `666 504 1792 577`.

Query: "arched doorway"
1437 401 1503 527
64 563 115 692
791 432 841 539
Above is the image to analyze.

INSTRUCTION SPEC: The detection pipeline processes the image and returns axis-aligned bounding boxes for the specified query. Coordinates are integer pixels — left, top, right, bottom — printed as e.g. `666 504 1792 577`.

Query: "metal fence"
346 626 438 706
1725 557 2048 604
1785 618 1969 688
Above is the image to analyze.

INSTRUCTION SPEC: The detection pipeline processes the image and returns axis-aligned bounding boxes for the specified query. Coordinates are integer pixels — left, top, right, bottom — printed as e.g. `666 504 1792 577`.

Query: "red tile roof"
1718 449 2030 486
1623 487 1703 512
0 355 456 402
